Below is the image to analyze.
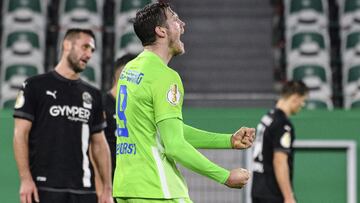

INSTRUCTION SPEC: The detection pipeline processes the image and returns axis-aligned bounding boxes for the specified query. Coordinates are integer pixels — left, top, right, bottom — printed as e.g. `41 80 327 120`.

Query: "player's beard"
169 40 184 56
168 31 184 56
67 51 84 73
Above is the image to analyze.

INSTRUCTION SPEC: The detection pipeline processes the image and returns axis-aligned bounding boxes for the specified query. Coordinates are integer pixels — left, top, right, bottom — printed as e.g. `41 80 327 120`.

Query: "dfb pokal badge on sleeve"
167 84 181 105
14 90 25 109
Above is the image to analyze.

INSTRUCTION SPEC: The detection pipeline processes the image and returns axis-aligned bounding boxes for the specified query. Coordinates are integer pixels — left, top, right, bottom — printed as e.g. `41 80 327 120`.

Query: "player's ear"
63 39 72 52
155 26 166 38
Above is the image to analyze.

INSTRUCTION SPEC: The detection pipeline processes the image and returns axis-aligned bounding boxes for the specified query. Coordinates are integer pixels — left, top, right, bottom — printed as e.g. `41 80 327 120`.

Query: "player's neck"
144 45 172 65
54 60 80 80
276 99 291 117
110 86 117 98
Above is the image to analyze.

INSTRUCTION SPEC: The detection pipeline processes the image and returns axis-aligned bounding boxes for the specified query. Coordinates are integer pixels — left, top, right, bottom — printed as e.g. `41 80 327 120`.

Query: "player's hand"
224 168 250 188
284 197 296 203
19 178 39 203
98 186 114 203
284 194 296 203
231 127 255 149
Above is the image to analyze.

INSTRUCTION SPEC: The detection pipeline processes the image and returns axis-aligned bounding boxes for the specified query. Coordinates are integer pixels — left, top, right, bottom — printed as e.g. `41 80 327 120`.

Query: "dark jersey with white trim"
251 108 295 199
102 92 116 178
13 71 106 192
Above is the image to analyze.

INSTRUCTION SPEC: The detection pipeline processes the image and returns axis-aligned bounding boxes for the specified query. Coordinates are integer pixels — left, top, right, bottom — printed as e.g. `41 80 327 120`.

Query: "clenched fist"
231 127 255 149
225 168 250 188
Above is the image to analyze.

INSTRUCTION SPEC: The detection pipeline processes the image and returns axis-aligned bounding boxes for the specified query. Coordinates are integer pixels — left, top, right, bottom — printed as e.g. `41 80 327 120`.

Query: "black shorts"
252 196 284 203
35 189 97 203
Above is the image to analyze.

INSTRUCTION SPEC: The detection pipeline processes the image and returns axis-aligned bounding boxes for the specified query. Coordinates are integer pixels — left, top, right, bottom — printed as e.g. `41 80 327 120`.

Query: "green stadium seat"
345 31 360 50
2 99 16 109
286 31 330 68
119 32 141 49
291 32 326 52
344 93 360 109
289 0 324 14
286 30 330 69
116 31 142 58
2 30 45 69
351 100 360 108
285 0 328 30
340 0 360 29
59 0 102 28
291 64 328 83
65 0 97 13
115 0 153 31
118 0 152 13
305 99 331 110
81 66 96 82
347 65 360 83
343 65 360 101
5 30 41 52
79 63 101 88
7 0 41 14
4 64 38 82
343 0 360 13
342 31 360 65
4 0 45 29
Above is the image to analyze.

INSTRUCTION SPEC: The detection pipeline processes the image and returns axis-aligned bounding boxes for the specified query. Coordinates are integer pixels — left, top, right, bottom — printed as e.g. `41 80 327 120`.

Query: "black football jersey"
251 108 295 199
13 71 106 192
102 92 116 178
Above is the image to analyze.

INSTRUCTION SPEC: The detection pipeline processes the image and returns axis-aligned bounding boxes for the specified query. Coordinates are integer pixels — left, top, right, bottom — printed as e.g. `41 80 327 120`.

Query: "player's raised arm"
158 118 250 188
183 124 255 149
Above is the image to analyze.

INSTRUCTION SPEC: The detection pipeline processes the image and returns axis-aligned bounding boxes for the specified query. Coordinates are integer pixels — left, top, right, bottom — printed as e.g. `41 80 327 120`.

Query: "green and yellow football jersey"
113 51 188 198
113 51 230 199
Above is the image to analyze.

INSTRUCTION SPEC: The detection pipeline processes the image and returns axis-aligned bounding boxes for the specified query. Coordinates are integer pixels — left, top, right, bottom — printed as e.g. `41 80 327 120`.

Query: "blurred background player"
13 28 113 203
92 53 137 197
113 2 256 203
104 53 137 176
251 81 309 203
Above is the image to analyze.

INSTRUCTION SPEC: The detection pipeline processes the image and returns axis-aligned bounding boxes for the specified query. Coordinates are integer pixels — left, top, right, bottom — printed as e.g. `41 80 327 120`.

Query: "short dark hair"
281 80 309 98
63 28 96 44
112 53 137 82
114 53 137 73
133 2 170 46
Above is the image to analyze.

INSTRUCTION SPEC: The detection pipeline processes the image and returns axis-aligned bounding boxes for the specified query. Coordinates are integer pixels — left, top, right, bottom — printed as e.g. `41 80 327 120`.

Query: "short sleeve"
13 80 36 122
272 121 292 154
153 71 184 124
90 90 107 134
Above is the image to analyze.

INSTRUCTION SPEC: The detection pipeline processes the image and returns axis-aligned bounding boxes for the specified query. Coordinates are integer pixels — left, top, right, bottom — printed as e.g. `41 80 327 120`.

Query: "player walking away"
13 28 113 203
93 53 137 197
113 2 256 203
251 81 309 203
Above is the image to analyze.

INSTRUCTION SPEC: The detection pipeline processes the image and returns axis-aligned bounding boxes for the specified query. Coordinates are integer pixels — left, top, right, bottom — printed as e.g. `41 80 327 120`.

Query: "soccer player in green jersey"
113 2 256 203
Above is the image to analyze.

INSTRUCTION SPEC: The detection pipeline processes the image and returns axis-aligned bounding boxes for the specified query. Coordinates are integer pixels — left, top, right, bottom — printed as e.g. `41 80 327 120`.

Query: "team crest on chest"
82 92 92 109
167 84 181 105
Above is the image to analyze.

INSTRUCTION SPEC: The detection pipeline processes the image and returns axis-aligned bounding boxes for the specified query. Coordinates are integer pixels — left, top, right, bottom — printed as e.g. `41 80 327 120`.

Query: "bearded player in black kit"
251 81 308 203
13 28 113 203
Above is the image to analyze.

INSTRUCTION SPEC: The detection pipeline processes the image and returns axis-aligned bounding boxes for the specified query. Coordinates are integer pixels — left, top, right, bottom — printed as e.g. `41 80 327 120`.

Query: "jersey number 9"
117 85 129 137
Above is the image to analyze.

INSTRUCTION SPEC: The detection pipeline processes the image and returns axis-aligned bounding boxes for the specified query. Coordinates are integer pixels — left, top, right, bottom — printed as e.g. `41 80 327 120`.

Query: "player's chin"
75 64 87 73
173 47 185 56
178 43 185 55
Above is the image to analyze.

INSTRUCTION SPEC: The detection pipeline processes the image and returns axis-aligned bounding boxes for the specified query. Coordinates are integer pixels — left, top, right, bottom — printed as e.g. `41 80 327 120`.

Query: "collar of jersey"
140 50 168 68
52 70 81 84
274 108 287 118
